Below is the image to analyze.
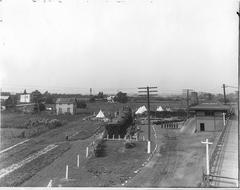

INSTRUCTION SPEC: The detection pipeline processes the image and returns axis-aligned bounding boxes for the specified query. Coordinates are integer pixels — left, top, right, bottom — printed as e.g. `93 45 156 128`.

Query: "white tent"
156 106 164 112
96 110 105 118
135 106 147 114
166 107 172 112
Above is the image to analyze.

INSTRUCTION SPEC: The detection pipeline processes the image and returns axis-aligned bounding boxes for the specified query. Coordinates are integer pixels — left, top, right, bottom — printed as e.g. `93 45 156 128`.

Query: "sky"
0 0 238 95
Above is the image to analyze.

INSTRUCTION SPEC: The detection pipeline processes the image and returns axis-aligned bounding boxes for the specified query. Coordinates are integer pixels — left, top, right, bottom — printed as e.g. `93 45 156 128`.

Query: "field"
0 100 187 187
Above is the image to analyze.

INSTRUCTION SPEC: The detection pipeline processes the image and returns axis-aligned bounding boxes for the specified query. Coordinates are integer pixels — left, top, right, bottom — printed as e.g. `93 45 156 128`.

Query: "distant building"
190 103 230 132
0 95 9 103
20 94 31 103
190 92 198 105
107 96 115 103
56 98 77 115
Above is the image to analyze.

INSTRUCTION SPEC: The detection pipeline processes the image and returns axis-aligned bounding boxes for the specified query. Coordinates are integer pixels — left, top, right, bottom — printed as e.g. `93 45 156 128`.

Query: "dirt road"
126 122 217 187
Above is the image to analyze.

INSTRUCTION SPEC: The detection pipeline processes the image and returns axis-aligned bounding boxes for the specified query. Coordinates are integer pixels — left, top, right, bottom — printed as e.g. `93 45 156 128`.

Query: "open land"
0 100 224 187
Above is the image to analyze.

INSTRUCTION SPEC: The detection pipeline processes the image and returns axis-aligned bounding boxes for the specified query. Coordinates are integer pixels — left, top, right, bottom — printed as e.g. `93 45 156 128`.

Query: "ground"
0 101 225 187
126 125 218 187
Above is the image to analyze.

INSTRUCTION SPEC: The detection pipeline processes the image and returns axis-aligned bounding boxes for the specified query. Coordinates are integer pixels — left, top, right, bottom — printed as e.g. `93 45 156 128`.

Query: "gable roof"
190 103 230 111
56 98 76 104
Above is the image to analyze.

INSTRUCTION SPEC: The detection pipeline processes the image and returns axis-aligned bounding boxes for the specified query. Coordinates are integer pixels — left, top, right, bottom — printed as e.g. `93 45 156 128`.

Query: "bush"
76 100 87 108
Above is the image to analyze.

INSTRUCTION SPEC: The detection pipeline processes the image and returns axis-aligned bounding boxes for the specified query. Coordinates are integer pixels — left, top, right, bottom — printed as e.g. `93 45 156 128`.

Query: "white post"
223 112 226 126
147 141 151 154
113 134 115 140
118 135 120 140
86 147 89 158
47 179 53 187
107 134 109 140
65 165 69 180
77 154 79 168
201 139 213 175
143 136 145 141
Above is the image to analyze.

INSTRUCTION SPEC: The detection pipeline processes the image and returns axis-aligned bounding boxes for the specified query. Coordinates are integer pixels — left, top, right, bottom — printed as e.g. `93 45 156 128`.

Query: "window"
67 108 70 113
59 108 62 114
200 123 205 131
205 111 214 116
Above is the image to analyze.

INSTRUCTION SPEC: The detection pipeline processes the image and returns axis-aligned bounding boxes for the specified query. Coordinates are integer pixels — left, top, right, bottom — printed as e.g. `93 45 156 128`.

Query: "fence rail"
202 116 230 187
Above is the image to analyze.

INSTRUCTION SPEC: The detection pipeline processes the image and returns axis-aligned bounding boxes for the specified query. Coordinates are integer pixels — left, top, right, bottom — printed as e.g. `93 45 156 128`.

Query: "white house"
56 98 77 115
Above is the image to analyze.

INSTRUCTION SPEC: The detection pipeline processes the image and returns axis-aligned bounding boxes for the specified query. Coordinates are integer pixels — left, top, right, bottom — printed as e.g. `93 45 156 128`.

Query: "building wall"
196 116 224 132
56 103 76 115
20 94 31 103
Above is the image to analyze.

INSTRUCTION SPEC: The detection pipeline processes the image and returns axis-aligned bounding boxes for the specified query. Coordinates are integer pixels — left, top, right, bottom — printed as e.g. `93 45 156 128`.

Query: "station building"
190 103 230 132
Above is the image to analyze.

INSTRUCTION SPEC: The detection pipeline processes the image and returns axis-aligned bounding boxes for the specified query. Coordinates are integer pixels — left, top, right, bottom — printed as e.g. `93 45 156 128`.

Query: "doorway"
200 123 205 131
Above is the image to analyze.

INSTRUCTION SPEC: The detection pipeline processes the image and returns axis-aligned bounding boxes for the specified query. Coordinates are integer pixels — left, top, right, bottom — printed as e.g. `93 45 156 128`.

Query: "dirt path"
21 136 95 187
126 122 216 187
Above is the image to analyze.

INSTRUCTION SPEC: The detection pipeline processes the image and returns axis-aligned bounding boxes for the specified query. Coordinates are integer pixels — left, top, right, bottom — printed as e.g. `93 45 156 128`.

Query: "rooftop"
56 98 76 104
190 103 230 111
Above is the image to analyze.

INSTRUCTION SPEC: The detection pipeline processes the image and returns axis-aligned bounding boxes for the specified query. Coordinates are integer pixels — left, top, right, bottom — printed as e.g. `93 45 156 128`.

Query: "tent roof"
156 106 164 112
96 110 105 118
135 106 147 114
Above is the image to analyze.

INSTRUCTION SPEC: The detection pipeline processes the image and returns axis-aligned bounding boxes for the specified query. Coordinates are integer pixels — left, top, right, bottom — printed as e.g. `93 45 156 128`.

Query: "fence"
155 121 183 129
202 117 230 187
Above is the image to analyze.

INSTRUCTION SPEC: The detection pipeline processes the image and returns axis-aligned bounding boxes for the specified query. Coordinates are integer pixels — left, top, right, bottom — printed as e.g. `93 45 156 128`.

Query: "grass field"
58 140 148 187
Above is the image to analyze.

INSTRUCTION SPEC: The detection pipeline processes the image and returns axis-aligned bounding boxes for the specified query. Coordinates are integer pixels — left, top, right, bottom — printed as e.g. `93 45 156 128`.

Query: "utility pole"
187 89 189 118
138 86 158 153
222 84 226 104
237 3 240 187
183 89 192 119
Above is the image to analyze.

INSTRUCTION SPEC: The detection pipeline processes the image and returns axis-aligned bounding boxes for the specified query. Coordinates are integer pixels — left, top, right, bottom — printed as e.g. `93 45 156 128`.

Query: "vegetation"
114 91 128 103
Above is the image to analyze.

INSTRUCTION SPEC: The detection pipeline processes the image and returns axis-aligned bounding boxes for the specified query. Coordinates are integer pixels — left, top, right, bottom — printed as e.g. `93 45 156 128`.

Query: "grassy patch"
63 140 148 187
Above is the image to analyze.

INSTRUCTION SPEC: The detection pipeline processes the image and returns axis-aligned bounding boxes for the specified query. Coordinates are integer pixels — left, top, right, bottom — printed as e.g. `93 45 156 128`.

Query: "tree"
76 100 87 108
43 91 54 104
96 92 104 99
31 90 43 112
114 91 128 103
4 95 17 108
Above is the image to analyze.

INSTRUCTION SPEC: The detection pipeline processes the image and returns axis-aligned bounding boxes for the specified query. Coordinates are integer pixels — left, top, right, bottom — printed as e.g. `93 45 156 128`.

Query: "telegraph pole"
222 84 226 104
183 89 192 119
187 89 189 118
138 86 158 153
237 3 240 187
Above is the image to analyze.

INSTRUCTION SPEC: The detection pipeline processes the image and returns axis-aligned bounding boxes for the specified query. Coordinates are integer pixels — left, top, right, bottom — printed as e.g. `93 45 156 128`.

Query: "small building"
20 94 31 103
56 98 77 115
190 103 230 132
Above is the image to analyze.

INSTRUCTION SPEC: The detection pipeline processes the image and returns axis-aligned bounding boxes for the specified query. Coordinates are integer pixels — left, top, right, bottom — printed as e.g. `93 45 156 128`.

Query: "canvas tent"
96 110 105 118
135 106 147 114
156 106 164 112
166 107 172 112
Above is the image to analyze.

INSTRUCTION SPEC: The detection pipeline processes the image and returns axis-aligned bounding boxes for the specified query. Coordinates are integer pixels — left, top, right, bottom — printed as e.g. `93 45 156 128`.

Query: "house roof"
190 103 230 111
56 98 76 104
76 97 89 101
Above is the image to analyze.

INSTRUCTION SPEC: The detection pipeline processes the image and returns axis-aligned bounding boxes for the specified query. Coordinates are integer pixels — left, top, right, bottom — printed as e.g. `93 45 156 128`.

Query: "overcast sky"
0 0 238 95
